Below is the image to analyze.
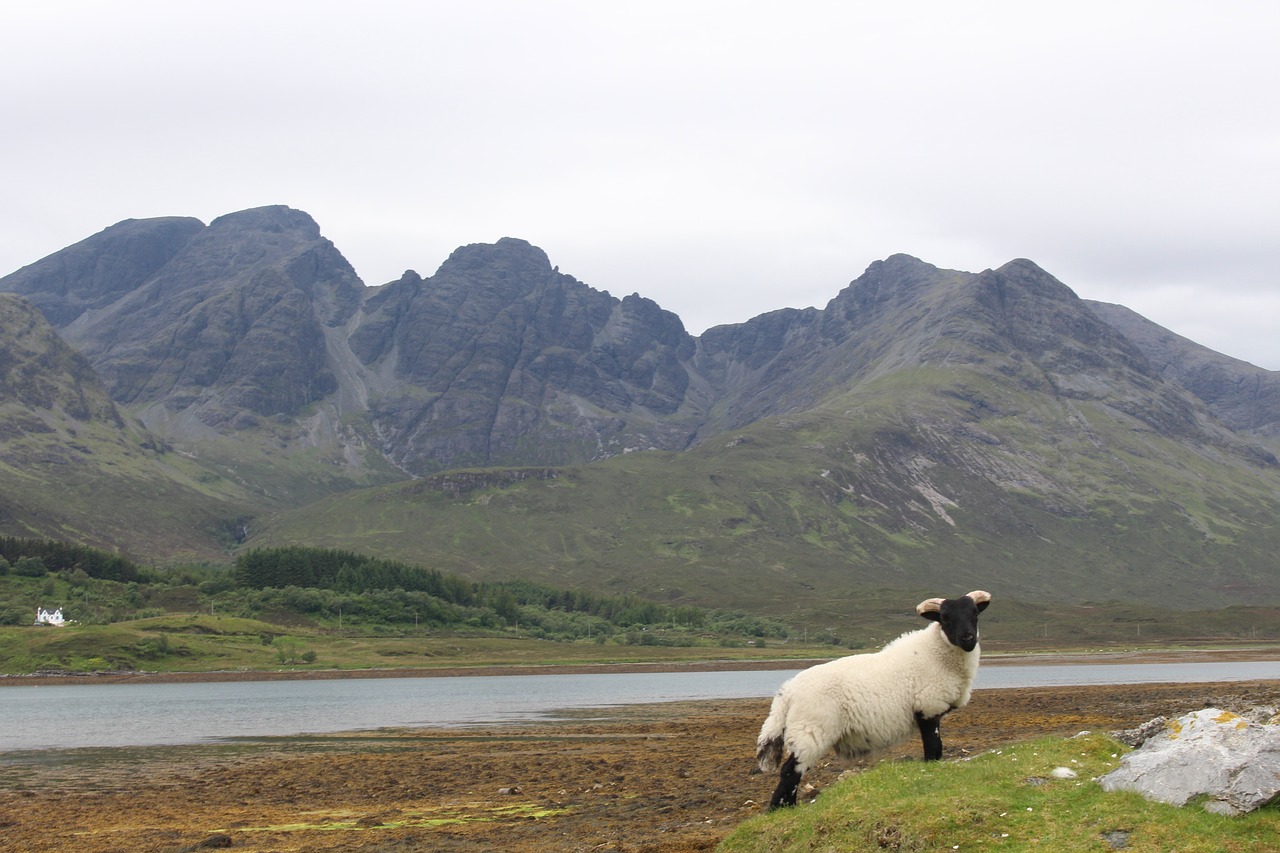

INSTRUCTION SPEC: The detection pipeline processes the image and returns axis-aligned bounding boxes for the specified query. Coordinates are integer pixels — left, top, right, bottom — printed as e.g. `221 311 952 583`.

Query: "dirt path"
3 679 1280 852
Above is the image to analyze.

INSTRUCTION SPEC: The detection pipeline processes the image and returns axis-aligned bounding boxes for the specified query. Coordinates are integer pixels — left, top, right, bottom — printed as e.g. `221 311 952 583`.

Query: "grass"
8 575 1280 679
238 379 1280 638
0 617 842 675
5 609 1279 678
6 567 1280 677
719 733 1280 852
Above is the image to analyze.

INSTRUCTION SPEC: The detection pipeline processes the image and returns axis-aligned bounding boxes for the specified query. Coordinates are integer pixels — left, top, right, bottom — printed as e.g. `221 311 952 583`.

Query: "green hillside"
246 363 1280 636
5 540 1279 677
0 294 256 557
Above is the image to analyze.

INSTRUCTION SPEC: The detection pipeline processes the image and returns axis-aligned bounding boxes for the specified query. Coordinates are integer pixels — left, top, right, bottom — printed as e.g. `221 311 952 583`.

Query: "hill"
0 294 249 556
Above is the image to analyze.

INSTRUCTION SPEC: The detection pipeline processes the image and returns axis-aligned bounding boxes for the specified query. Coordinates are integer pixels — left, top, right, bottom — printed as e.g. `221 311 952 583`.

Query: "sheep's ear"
916 598 944 622
966 590 992 613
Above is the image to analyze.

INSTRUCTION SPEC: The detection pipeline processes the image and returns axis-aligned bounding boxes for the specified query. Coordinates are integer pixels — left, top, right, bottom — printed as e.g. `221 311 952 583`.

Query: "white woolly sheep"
756 590 991 808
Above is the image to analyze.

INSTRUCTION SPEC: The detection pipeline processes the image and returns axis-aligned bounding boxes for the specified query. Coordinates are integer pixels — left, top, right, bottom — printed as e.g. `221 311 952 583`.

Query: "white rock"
1098 707 1280 815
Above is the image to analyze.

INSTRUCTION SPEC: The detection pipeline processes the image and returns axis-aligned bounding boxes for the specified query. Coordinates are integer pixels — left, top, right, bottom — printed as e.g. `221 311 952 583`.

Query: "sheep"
755 590 991 808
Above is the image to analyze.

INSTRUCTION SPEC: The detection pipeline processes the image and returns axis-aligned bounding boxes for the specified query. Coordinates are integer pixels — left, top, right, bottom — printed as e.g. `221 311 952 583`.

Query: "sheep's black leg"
915 711 944 761
769 755 802 809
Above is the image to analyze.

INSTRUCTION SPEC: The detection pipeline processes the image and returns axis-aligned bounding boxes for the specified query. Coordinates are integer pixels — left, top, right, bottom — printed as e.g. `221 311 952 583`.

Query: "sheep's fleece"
757 590 989 776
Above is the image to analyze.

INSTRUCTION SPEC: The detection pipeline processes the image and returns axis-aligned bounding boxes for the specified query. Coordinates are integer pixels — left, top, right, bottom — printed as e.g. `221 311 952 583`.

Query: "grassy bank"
719 733 1279 852
0 614 841 676
5 610 1280 679
6 552 1280 678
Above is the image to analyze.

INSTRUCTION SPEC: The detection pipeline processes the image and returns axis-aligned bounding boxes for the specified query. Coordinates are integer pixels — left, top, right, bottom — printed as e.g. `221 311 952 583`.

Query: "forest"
1 539 796 645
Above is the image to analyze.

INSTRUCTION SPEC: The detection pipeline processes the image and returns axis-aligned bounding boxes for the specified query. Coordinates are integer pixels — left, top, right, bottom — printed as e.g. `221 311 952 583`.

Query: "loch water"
2 660 1277 753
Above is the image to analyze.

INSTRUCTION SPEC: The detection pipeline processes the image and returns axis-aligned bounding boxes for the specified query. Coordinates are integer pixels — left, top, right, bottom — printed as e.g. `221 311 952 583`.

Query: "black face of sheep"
917 591 990 652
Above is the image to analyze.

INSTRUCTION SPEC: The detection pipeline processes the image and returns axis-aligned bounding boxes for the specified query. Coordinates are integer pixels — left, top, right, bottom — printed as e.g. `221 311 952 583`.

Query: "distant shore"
4 644 1277 687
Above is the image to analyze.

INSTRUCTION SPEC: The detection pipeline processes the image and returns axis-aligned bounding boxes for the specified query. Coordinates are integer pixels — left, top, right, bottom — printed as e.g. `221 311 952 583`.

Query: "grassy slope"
0 293 250 557
0 399 407 561
719 733 1279 852
141 403 407 510
0 615 837 676
245 363 1280 638
0 411 256 559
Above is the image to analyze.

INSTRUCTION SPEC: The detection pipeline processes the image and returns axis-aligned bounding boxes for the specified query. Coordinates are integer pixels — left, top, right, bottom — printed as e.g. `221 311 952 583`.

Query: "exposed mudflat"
3 677 1280 852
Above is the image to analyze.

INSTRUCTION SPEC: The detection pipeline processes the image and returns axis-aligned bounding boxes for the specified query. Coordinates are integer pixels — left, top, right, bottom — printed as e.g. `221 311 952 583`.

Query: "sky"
3 1 1278 369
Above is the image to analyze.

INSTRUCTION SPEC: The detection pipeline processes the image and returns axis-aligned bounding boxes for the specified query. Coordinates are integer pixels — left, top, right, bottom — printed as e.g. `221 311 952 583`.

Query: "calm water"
1 660 1277 753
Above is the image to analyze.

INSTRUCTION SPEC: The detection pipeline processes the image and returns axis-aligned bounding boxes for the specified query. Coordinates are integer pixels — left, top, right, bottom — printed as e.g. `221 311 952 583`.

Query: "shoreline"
4 645 1278 687
6 679 1280 852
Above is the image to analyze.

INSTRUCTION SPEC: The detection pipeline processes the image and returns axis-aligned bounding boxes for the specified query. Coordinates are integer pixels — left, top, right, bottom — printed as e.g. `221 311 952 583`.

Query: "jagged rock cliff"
350 237 701 472
3 207 364 430
4 210 1276 481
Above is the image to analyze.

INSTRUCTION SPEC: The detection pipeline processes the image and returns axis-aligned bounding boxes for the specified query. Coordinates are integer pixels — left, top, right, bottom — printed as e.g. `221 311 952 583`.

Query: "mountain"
0 294 249 556
8 208 360 419
1 207 402 504
248 255 1280 616
4 206 1280 626
2 215 205 327
1085 300 1280 447
0 209 712 489
349 237 702 473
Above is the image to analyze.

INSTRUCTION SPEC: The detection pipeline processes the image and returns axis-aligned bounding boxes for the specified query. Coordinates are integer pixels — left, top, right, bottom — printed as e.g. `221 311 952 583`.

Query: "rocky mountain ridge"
1085 299 1280 444
5 206 1276 481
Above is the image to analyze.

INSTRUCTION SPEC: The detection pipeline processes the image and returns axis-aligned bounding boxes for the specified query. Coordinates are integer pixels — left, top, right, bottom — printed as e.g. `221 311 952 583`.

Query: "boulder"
1099 707 1280 815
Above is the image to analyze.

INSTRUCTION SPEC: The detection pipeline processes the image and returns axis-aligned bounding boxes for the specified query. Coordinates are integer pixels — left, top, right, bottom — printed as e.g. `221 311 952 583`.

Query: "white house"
34 607 66 626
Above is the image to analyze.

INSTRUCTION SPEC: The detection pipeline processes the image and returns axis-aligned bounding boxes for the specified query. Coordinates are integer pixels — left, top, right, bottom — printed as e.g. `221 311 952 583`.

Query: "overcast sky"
4 1 1277 369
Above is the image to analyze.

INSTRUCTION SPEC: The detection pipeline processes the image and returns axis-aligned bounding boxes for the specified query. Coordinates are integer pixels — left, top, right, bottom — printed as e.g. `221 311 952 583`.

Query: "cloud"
2 1 1277 368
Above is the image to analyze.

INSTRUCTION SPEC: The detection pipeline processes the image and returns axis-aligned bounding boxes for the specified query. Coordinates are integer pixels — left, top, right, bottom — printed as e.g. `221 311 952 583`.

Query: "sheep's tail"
755 690 790 772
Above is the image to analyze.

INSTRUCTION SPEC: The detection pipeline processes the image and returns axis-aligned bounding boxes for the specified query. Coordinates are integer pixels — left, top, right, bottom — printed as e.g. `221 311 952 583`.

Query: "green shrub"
13 556 47 577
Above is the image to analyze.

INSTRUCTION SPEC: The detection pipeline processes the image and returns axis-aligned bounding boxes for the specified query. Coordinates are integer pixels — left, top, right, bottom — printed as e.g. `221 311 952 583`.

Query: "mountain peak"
0 216 204 325
436 237 553 278
994 257 1048 275
880 252 934 268
827 253 952 316
858 253 939 282
208 205 322 238
986 257 1077 301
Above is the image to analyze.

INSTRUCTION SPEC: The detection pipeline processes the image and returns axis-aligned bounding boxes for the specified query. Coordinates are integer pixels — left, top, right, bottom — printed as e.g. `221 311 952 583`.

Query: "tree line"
233 545 783 635
234 546 475 603
2 540 792 641
0 536 139 582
